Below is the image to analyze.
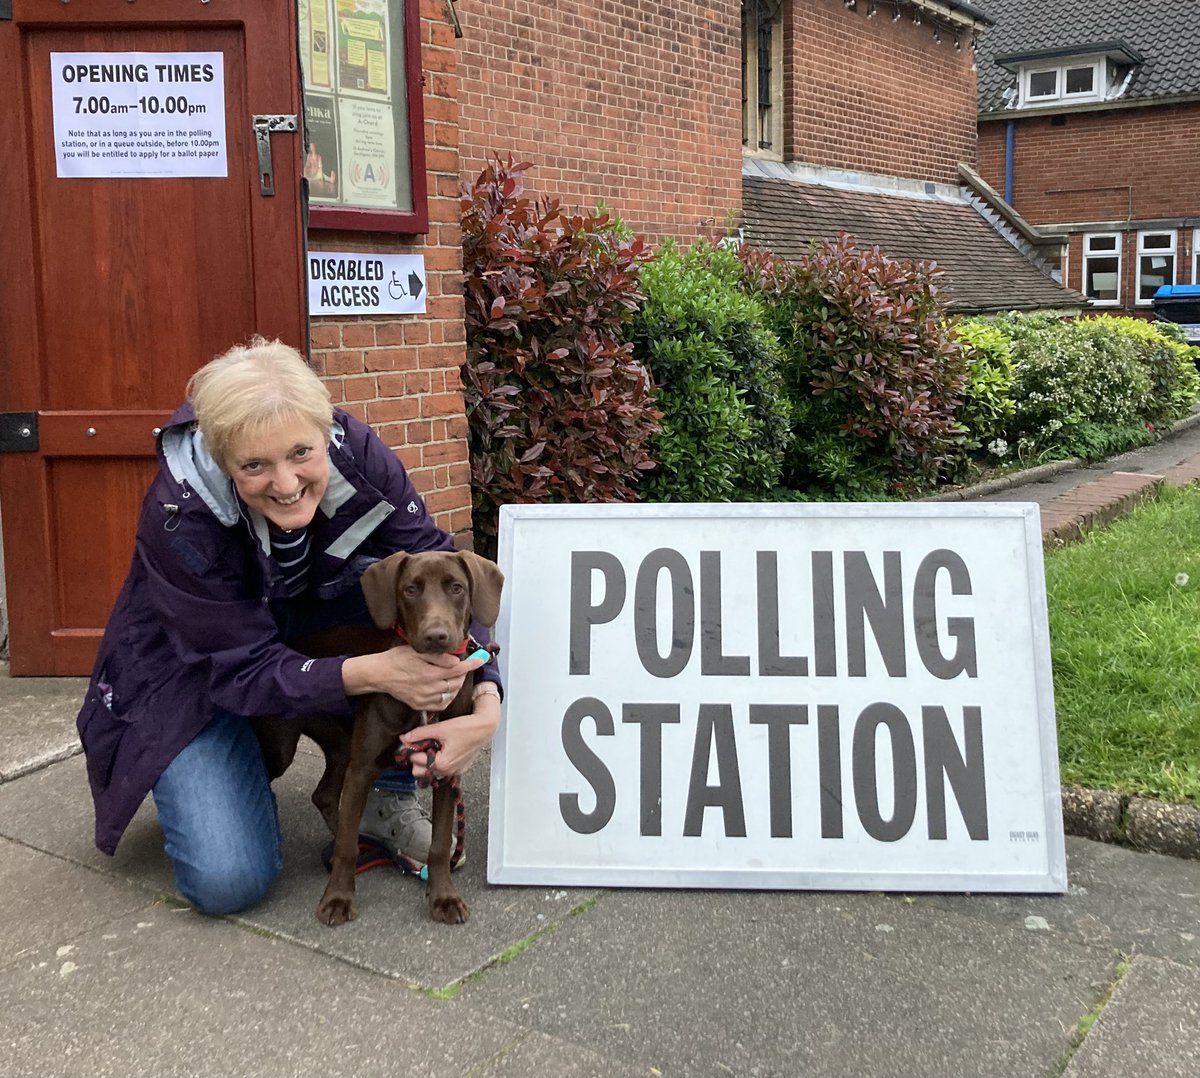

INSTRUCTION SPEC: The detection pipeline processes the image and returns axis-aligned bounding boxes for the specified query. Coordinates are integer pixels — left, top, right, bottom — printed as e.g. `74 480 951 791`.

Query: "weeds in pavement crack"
1050 953 1134 1076
419 894 603 1001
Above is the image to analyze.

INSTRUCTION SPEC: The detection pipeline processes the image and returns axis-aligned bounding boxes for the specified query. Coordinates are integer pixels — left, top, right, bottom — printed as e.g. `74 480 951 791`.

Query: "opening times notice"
51 51 228 179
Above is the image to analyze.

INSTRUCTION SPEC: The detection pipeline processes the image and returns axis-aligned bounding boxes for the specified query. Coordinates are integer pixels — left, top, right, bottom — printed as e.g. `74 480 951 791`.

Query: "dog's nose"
423 627 451 650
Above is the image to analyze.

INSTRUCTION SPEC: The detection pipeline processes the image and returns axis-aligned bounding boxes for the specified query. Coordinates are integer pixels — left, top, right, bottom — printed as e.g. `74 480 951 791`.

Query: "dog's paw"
317 892 357 927
430 894 469 924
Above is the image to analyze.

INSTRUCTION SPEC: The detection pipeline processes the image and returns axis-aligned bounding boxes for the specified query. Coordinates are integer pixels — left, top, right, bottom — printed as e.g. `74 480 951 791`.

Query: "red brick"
365 347 421 372
423 439 469 466
366 397 420 424
324 350 365 376
421 392 465 418
342 376 379 402
341 322 377 348
310 324 341 349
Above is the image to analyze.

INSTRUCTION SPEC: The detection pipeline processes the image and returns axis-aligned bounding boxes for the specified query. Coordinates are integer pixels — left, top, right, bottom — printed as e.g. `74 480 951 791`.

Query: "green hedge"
956 312 1199 464
629 242 792 502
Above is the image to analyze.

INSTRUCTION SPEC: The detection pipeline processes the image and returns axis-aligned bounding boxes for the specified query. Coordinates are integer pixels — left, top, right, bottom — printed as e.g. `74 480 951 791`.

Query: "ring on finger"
426 749 437 773
440 690 449 704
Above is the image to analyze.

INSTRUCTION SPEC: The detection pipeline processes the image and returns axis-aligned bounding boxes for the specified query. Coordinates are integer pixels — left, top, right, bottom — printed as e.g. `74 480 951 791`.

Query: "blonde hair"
187 337 333 470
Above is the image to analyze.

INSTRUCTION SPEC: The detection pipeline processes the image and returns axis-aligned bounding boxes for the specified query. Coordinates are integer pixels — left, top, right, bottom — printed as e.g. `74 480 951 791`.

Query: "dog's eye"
403 584 420 597
447 581 465 595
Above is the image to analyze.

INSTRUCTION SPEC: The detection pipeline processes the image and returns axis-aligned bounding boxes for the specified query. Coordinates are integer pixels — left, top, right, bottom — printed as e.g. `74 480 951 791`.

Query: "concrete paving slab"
911 837 1200 968
0 663 87 782
0 752 177 889
456 886 1118 1078
0 837 159 969
476 1030 653 1078
0 747 596 992
0 902 618 1078
238 748 598 990
1064 956 1200 1078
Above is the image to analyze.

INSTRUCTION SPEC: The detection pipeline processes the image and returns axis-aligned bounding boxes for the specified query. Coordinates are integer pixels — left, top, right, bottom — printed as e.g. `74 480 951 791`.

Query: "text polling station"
489 504 1066 893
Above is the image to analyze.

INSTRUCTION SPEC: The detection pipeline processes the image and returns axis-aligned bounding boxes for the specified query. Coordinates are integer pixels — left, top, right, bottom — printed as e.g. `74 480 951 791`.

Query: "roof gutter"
908 0 994 30
994 40 1144 68
980 91 1200 121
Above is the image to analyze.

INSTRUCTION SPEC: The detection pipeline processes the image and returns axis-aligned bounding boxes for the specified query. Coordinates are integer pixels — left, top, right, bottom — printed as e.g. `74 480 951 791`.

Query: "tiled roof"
741 174 1084 313
977 0 1200 114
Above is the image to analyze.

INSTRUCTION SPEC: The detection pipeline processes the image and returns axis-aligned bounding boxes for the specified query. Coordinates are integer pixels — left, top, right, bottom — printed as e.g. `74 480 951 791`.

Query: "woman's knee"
175 852 280 915
153 709 284 914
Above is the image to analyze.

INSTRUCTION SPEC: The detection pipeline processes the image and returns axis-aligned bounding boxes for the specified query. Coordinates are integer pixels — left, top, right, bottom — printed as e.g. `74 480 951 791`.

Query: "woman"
75 338 502 915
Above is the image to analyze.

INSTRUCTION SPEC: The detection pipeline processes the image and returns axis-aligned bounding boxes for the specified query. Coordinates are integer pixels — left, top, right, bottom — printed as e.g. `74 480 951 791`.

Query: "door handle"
252 114 298 197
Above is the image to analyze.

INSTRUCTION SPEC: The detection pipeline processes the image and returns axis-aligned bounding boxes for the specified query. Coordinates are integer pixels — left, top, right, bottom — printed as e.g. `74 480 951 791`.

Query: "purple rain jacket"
76 403 500 855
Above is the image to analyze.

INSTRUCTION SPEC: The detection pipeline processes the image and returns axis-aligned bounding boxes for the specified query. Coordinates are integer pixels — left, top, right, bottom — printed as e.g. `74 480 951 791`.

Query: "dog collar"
393 626 499 662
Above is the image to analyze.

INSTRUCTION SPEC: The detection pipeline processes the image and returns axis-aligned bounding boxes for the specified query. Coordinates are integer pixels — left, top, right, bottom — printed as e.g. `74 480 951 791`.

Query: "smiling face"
225 413 330 530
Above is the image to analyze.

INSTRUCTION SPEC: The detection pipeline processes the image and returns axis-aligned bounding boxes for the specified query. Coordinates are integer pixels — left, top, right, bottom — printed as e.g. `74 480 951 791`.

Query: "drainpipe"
1005 120 1015 204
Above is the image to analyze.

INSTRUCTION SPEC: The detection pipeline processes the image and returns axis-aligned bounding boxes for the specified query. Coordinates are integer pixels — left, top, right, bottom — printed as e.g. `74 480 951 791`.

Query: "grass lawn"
1046 484 1200 807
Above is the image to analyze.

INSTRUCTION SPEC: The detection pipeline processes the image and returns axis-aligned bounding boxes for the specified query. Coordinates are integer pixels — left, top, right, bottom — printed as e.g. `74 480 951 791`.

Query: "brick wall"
308 0 473 544
786 0 979 185
978 102 1200 227
455 0 743 246
981 103 1200 310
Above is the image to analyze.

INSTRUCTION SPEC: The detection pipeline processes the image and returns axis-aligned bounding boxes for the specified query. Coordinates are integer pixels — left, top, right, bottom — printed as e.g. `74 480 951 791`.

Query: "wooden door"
0 1 308 675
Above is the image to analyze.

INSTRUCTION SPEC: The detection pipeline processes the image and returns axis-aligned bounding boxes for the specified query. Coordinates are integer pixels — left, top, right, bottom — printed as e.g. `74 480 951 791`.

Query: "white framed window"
1083 233 1121 305
1193 228 1199 284
1137 231 1176 304
1020 59 1105 107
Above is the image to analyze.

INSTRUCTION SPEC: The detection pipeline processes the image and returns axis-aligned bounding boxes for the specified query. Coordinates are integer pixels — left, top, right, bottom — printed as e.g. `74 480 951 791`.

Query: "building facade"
975 0 1200 316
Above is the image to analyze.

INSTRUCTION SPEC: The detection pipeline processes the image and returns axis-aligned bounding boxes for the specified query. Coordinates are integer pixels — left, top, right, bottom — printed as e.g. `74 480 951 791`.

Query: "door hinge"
253 114 298 197
0 412 38 453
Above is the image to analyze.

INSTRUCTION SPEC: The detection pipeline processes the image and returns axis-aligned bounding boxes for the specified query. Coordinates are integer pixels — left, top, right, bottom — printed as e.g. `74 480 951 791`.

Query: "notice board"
488 503 1067 894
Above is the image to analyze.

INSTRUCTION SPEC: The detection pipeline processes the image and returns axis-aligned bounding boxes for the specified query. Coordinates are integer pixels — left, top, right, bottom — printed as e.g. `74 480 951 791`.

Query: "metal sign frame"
488 502 1067 894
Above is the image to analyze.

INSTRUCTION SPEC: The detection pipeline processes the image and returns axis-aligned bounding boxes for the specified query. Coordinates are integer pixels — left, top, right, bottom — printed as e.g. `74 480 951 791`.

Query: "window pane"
1087 235 1117 253
1140 255 1174 299
1086 256 1119 300
299 0 415 215
1028 70 1057 97
1065 66 1094 94
1141 232 1173 250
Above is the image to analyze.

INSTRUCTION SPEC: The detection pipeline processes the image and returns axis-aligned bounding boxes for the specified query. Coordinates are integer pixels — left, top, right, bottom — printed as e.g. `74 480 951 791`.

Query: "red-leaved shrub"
461 158 660 555
741 235 968 496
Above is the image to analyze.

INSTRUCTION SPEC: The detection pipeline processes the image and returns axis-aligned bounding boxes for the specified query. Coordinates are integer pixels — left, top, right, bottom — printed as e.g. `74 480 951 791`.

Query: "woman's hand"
341 646 484 712
401 691 501 781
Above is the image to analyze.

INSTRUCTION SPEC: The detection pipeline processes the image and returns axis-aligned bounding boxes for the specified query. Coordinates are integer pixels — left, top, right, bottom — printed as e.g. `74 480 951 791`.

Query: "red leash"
394 737 466 871
389 632 500 874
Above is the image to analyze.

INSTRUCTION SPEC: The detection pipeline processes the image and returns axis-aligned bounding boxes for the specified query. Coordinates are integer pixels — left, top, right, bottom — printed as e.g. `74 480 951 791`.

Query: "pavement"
3 424 1200 1077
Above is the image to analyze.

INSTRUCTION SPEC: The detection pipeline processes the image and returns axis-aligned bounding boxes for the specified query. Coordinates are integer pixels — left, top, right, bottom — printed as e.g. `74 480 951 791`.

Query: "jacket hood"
157 401 353 539
159 404 239 526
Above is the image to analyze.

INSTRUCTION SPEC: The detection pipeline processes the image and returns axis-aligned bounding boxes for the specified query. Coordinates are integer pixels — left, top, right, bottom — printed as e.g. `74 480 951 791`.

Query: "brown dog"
253 549 504 926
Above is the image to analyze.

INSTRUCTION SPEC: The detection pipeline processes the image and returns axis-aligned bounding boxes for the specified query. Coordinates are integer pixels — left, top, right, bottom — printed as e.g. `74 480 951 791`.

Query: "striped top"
269 526 313 597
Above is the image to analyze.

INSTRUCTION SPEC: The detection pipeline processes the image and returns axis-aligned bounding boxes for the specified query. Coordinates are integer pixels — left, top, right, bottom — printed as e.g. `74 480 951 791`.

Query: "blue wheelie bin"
1152 284 1200 345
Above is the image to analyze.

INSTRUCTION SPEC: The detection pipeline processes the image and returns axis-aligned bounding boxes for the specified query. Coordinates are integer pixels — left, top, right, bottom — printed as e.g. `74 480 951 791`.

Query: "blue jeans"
153 709 283 915
152 583 415 915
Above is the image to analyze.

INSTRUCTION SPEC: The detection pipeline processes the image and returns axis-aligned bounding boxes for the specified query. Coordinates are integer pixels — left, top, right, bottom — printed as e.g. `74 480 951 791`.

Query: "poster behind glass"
298 0 413 214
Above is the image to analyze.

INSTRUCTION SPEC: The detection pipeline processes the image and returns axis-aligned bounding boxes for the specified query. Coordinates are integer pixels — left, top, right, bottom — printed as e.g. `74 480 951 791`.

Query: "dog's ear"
360 552 409 630
457 551 505 627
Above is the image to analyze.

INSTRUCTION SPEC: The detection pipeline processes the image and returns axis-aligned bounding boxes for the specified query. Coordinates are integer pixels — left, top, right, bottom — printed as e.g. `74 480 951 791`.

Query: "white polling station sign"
488 503 1067 893
51 52 227 179
308 252 427 316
